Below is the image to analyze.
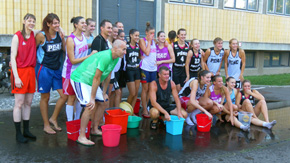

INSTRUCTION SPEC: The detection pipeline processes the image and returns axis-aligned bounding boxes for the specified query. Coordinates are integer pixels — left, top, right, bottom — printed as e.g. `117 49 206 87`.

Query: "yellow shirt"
166 38 178 45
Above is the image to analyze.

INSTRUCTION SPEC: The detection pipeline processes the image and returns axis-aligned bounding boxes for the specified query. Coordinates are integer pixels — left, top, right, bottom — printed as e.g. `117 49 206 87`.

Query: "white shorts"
70 80 105 107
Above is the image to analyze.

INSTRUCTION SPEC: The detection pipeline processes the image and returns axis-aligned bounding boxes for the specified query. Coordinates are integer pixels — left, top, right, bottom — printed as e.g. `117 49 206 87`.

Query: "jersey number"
180 56 184 62
132 57 137 63
195 58 200 64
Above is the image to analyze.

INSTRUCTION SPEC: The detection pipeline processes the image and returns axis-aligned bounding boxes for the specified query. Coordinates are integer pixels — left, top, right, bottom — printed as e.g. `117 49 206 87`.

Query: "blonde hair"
229 38 240 51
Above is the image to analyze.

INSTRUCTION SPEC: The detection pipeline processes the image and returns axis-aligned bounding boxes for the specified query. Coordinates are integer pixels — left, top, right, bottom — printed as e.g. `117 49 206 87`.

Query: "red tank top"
15 31 36 68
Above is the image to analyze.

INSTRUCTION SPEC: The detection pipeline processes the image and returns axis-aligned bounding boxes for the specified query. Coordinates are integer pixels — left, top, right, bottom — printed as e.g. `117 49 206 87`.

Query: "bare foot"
43 126 56 135
77 137 95 146
49 118 62 131
217 114 224 122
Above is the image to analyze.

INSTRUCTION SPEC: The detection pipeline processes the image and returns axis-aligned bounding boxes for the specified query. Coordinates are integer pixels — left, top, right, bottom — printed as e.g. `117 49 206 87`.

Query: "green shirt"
71 49 119 86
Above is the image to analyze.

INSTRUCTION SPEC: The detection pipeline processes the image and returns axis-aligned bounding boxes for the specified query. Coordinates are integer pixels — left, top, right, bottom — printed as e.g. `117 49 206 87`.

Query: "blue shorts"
37 65 62 93
141 70 157 83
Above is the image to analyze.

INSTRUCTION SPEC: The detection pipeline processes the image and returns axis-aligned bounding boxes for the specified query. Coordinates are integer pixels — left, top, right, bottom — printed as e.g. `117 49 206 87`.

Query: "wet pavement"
0 103 290 162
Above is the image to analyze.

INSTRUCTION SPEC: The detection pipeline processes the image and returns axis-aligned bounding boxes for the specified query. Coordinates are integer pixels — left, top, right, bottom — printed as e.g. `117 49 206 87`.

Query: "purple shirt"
209 85 222 104
156 45 171 72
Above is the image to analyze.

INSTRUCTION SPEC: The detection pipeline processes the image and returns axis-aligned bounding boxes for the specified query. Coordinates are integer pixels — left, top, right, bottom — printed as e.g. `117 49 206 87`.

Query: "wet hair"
213 37 223 44
71 16 84 29
225 76 235 87
197 70 211 84
168 30 176 40
21 13 36 41
229 38 240 51
189 38 199 51
129 28 139 43
86 18 95 26
157 31 165 37
242 80 251 87
159 66 169 74
100 19 111 28
145 22 154 32
177 28 186 35
42 13 60 41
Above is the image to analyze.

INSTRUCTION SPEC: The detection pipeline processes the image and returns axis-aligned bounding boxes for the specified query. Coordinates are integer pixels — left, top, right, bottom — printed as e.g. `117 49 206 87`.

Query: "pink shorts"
180 96 190 110
62 77 75 95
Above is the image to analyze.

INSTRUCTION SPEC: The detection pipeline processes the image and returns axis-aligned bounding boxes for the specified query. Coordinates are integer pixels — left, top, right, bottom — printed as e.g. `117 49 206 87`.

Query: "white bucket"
238 111 253 126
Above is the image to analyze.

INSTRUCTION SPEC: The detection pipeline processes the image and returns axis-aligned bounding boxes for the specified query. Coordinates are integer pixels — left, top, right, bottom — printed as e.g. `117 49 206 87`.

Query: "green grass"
244 73 290 85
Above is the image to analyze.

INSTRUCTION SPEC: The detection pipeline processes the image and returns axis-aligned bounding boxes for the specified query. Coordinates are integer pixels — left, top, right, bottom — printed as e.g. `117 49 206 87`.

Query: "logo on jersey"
22 42 26 45
210 58 222 63
229 60 239 65
47 43 62 52
157 53 167 59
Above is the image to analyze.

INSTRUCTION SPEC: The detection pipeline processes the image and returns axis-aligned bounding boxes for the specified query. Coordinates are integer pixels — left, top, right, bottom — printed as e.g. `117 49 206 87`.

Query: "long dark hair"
42 13 60 41
70 16 84 29
22 13 36 41
129 28 138 44
197 70 211 84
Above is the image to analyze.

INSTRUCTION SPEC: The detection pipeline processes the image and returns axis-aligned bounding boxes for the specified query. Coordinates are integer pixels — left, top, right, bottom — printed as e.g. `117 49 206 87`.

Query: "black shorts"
110 75 120 90
149 105 176 116
189 71 199 78
126 68 141 82
172 67 186 87
117 69 126 88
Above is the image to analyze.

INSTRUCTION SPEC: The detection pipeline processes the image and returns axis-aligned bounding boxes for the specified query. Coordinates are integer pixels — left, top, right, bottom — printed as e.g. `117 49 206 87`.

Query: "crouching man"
148 66 188 129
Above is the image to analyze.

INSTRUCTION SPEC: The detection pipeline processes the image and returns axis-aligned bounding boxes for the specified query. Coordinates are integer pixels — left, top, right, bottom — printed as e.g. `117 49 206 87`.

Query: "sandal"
150 121 158 130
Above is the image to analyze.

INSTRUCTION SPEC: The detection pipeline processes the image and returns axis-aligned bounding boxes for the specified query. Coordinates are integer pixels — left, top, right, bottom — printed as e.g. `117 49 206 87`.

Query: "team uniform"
206 47 224 75
108 41 121 91
209 85 222 104
178 78 207 109
240 90 255 107
11 31 36 94
156 45 171 72
36 31 63 93
140 38 157 83
125 43 141 82
227 49 242 89
62 33 88 95
70 49 119 106
189 49 202 78
147 80 175 114
172 41 189 87
91 34 109 52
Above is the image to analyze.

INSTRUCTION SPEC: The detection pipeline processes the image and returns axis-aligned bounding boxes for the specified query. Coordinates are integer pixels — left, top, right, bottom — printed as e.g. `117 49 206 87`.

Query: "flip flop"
76 140 94 147
43 130 56 135
90 131 102 136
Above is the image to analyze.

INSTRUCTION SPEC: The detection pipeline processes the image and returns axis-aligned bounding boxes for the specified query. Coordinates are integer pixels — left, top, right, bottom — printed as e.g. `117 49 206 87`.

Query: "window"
263 52 289 67
224 0 258 11
245 51 255 68
169 0 214 6
267 0 290 15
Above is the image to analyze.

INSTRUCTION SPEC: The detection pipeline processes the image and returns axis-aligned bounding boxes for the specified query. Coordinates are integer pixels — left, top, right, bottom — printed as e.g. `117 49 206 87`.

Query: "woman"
236 80 276 129
62 16 95 122
185 39 204 81
11 13 37 143
179 70 213 125
84 18 96 55
224 38 246 89
139 22 157 118
73 18 96 120
203 37 225 76
204 75 233 122
36 13 67 134
156 31 175 75
172 28 190 92
125 29 141 110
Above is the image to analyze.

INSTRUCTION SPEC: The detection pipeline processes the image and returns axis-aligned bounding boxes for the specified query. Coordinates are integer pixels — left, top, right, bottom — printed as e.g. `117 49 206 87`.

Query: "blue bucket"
165 115 185 135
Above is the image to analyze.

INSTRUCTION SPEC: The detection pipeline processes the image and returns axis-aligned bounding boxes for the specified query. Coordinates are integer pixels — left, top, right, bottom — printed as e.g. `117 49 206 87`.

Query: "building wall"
164 3 290 44
0 0 92 35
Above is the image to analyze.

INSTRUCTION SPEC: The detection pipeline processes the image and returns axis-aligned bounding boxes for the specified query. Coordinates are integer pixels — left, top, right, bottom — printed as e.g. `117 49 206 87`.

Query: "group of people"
11 13 276 146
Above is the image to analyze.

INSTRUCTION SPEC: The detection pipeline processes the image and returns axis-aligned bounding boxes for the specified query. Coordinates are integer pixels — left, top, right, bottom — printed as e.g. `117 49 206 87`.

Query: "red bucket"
102 124 122 147
196 114 212 132
105 107 130 134
134 99 141 115
66 120 91 141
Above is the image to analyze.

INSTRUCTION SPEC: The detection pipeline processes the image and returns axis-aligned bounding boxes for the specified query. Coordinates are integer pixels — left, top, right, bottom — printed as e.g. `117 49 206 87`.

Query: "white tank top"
227 50 241 81
207 47 224 75
178 77 207 100
62 33 88 79
140 38 157 72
